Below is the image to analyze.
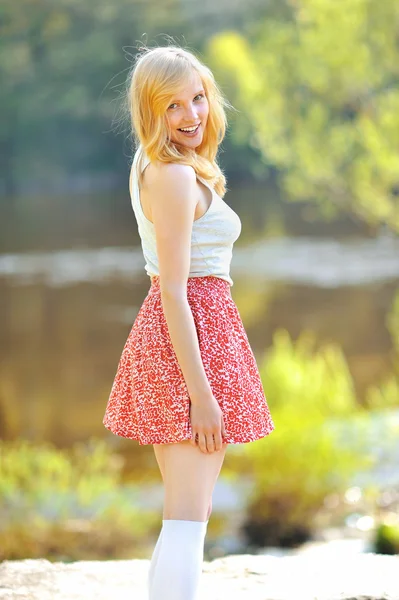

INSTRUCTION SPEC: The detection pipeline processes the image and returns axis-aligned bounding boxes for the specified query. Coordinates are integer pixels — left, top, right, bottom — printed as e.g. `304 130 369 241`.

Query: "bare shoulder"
144 161 198 224
146 160 197 192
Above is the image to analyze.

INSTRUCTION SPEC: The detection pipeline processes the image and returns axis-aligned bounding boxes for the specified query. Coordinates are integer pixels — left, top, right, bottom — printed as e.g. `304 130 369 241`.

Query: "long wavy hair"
126 43 234 198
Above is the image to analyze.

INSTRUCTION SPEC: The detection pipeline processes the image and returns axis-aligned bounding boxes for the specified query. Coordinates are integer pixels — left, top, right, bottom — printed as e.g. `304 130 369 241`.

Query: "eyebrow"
171 89 205 101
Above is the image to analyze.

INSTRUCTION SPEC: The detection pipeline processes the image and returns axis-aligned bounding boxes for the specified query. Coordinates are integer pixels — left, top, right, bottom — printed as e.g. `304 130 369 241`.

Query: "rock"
0 553 398 599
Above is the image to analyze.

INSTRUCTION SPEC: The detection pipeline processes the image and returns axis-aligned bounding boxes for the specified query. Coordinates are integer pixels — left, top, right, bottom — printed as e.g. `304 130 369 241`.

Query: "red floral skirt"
103 275 275 445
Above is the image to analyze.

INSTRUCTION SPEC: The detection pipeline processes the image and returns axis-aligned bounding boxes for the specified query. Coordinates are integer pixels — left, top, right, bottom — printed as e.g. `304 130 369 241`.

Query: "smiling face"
165 69 209 150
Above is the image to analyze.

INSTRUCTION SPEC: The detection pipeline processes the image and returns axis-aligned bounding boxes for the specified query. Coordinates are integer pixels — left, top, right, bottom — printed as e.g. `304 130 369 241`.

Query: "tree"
206 0 399 232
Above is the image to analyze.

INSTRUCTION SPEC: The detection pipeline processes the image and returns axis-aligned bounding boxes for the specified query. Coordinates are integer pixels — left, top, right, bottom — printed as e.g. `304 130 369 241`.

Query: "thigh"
153 440 228 521
153 443 166 483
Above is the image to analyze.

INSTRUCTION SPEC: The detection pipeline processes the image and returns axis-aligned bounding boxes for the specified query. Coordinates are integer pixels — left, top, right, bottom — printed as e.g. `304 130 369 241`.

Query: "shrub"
374 522 399 555
224 329 378 548
0 437 155 560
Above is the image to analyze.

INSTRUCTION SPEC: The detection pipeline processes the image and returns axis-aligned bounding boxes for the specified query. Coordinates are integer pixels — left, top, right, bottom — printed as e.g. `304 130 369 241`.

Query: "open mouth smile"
178 124 201 135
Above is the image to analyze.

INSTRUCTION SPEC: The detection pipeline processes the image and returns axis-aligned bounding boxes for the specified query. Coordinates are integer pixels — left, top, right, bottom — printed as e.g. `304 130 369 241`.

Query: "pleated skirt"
103 275 275 445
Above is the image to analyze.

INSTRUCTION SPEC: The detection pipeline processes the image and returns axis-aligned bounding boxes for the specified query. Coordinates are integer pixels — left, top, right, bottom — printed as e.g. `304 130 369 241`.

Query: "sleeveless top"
130 146 242 286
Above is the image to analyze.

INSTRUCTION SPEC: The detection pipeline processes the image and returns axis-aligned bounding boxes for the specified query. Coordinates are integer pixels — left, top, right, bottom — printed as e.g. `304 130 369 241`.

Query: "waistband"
149 275 231 295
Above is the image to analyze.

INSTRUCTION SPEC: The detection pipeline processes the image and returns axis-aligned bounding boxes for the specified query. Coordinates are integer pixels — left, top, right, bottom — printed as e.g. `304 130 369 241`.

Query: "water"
1 231 398 288
0 186 398 446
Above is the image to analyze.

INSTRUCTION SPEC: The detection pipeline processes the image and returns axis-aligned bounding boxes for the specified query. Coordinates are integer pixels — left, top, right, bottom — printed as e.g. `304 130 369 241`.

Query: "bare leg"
154 439 227 520
148 439 228 599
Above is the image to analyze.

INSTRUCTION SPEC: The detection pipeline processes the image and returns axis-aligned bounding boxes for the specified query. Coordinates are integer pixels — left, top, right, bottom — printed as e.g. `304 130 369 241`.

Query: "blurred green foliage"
0 438 156 560
206 0 399 231
0 438 122 511
1 0 398 235
374 522 399 555
0 0 269 199
223 325 397 547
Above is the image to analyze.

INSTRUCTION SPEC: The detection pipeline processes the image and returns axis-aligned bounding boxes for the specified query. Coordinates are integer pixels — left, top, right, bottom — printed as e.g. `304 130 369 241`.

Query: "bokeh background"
1 0 399 562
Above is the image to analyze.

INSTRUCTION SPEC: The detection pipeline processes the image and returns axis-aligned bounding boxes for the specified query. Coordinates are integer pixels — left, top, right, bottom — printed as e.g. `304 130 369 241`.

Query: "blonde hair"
126 42 234 197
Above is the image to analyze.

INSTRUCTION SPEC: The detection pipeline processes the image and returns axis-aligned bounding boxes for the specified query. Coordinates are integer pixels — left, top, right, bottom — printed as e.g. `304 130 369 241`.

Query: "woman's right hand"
189 397 226 453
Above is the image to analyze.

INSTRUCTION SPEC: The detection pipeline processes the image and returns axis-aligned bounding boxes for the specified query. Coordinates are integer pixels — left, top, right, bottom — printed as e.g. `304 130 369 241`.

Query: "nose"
182 103 198 122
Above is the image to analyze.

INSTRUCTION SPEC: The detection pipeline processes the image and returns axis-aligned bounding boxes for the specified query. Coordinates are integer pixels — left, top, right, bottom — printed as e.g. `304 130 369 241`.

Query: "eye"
167 93 205 110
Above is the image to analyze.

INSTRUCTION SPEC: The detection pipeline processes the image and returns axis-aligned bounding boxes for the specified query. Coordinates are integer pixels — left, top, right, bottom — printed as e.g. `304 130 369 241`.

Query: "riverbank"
0 552 398 600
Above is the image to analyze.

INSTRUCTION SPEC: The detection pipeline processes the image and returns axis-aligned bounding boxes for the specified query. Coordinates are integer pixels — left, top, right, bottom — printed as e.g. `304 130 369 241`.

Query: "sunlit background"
1 0 399 563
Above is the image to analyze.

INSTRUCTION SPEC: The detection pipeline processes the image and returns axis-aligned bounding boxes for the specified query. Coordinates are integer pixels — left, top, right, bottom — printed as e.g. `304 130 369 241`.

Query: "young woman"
103 43 275 600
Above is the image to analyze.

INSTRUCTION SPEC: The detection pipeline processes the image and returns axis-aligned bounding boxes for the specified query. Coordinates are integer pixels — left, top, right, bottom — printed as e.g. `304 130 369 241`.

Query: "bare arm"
147 161 225 452
149 162 212 404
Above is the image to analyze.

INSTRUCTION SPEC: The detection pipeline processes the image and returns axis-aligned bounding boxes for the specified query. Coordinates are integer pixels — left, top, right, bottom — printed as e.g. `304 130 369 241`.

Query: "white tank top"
130 146 242 286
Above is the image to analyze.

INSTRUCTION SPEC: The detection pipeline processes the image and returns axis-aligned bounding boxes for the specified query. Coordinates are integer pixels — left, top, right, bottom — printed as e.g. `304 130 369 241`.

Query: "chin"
174 139 203 151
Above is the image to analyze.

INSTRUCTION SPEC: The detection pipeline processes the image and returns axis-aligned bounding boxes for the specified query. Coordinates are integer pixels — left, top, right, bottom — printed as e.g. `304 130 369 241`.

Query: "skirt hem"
103 419 275 446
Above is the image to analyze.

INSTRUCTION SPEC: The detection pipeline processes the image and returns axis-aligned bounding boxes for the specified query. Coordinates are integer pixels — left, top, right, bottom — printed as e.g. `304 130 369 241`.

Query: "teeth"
180 125 199 132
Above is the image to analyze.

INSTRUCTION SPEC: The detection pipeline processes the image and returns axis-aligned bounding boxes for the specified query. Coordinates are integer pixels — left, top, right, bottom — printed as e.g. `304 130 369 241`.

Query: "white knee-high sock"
147 524 164 595
149 518 209 600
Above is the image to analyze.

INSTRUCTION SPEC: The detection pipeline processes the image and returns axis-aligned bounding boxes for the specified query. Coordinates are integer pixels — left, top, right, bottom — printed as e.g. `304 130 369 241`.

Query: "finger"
206 434 216 454
213 432 223 451
198 433 208 454
195 432 202 451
